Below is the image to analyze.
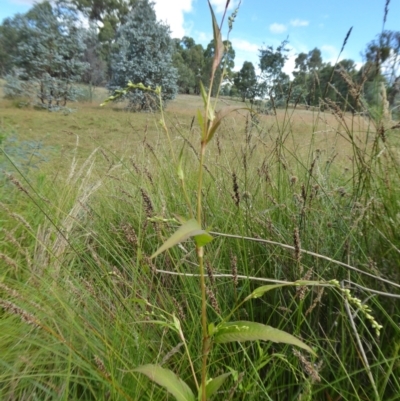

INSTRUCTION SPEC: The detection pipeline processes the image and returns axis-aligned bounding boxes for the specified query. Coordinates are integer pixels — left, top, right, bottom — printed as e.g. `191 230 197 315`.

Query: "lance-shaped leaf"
134 364 195 401
199 81 208 109
151 219 213 259
197 109 206 141
207 106 249 144
177 144 185 180
244 280 325 302
199 81 215 125
213 321 316 356
208 0 224 74
198 372 232 400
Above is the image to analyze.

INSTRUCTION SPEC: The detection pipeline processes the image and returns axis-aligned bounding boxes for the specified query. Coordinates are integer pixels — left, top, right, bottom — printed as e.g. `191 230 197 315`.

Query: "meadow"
1 75 400 401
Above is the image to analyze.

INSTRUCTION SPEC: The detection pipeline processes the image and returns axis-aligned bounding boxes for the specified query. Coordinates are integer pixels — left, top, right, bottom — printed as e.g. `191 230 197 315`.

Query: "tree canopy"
234 61 257 102
0 0 399 117
108 0 178 111
3 1 88 110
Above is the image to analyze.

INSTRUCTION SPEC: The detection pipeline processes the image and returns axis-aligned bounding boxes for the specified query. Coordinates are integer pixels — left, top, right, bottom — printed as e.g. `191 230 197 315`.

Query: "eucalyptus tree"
63 0 139 76
81 24 107 87
365 30 400 112
172 36 205 94
0 14 25 75
108 0 178 111
66 0 138 42
4 1 88 110
292 48 324 106
258 39 289 100
233 61 258 102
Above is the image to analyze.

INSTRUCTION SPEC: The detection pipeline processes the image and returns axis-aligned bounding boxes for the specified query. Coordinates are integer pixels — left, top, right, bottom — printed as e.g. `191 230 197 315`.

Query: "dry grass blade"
154 269 400 299
208 0 224 75
208 231 400 289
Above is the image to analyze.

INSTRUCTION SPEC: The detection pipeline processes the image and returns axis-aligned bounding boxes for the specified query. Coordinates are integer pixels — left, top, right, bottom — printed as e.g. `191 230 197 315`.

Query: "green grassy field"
1 83 400 400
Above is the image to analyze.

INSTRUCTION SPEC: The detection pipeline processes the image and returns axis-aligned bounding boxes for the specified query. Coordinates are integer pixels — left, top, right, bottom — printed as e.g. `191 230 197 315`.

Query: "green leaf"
245 281 324 302
199 80 215 124
213 321 316 356
197 109 204 129
208 323 216 336
134 364 195 401
177 144 185 180
245 284 293 302
172 315 185 341
199 81 208 109
253 284 291 298
151 219 213 259
194 232 213 247
208 0 224 74
198 372 232 400
207 106 249 144
129 297 149 306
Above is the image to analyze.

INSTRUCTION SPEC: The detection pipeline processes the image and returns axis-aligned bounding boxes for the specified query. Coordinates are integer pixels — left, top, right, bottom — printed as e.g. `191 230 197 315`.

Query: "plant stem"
197 141 208 400
198 246 209 401
197 144 206 223
197 39 218 399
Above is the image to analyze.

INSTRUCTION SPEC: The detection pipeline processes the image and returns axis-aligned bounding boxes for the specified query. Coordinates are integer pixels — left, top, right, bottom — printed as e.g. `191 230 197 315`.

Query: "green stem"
197 144 206 223
196 141 208 400
197 53 218 401
198 247 209 401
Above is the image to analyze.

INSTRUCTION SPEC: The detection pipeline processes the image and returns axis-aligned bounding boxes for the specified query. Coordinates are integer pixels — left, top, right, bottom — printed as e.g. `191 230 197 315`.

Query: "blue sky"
1 0 399 75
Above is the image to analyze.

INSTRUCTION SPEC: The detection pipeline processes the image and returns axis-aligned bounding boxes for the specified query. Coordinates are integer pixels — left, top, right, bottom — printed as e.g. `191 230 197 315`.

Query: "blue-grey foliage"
3 1 88 111
108 0 178 111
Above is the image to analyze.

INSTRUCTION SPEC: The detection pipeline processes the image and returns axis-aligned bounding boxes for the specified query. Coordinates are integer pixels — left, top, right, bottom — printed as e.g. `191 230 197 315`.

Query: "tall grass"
1 4 400 401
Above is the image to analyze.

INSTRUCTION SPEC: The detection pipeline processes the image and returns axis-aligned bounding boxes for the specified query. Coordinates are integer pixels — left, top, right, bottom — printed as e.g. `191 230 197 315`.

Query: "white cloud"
209 0 239 14
234 52 260 72
273 43 306 78
269 23 287 34
282 52 297 78
231 38 260 71
321 44 339 62
153 0 193 38
290 19 309 27
9 0 36 5
354 61 363 70
196 31 212 45
231 38 259 53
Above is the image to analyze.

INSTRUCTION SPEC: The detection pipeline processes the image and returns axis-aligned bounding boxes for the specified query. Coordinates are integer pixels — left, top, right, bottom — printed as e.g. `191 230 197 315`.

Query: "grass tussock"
1 88 400 399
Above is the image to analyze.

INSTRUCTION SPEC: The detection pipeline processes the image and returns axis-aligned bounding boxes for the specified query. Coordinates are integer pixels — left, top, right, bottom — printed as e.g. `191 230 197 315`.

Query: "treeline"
0 0 399 115
230 40 399 118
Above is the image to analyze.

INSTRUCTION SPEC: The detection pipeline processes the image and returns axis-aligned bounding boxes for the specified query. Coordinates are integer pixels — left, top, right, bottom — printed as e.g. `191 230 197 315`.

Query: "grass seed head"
206 286 221 315
130 157 140 174
0 253 18 270
206 261 216 289
293 348 321 383
293 227 302 266
230 251 238 288
232 172 240 207
0 300 39 328
3 172 30 196
305 287 325 316
94 355 110 379
171 297 186 321
140 188 154 218
121 222 138 246
161 342 184 365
